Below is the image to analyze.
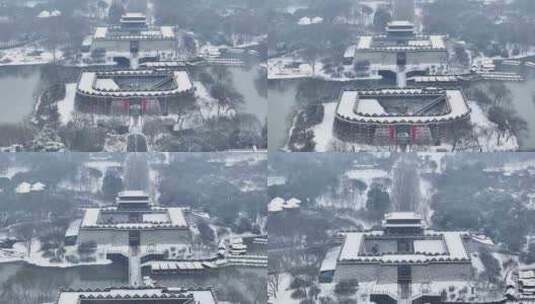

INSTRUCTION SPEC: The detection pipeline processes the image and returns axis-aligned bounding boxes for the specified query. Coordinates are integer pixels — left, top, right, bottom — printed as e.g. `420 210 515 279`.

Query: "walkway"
396 68 407 88
127 116 149 152
128 246 143 287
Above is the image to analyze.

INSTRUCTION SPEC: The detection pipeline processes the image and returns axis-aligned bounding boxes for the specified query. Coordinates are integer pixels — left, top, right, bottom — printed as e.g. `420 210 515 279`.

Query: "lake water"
0 66 42 124
230 67 267 121
506 77 535 151
268 81 298 151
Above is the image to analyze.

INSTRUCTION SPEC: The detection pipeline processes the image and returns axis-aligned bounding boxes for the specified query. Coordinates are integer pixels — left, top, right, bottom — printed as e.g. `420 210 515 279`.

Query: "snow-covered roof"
355 33 446 51
77 70 195 98
337 230 471 264
31 182 46 191
15 182 31 194
357 36 373 50
320 246 341 272
413 239 446 255
160 26 175 39
430 35 446 49
15 182 44 193
268 197 302 213
297 16 323 25
339 232 364 261
268 197 285 212
94 27 108 39
410 75 459 83
94 78 119 90
168 208 188 228
56 287 216 304
388 20 414 27
37 10 61 18
344 45 356 58
355 98 386 115
285 198 302 209
174 71 193 92
81 208 100 227
65 219 82 238
122 12 146 19
142 213 169 222
81 206 188 230
384 212 421 221
118 190 148 197
93 22 175 41
149 260 208 271
335 88 471 125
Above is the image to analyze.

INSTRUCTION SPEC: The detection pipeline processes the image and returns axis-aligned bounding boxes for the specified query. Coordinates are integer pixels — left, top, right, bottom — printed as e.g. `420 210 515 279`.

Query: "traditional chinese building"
73 191 191 249
321 212 475 302
90 13 178 63
75 69 195 115
345 21 448 77
333 87 471 145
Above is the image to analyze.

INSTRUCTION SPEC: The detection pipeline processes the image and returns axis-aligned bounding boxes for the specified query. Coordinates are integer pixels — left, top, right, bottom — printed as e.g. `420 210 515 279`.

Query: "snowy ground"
171 81 235 132
0 239 111 268
0 44 63 66
293 101 519 152
268 56 381 81
468 101 519 152
57 83 77 125
271 273 301 304
316 167 390 210
194 81 235 120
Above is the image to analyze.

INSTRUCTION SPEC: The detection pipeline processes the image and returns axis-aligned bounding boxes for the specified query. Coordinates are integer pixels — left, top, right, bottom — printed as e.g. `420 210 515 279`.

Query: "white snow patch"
57 83 77 125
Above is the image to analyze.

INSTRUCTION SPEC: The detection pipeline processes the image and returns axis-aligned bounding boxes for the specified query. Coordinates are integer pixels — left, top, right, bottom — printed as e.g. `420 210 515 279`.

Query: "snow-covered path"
57 83 77 125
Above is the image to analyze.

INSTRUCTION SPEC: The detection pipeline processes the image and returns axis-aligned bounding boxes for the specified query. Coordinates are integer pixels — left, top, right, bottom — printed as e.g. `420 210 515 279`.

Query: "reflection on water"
0 66 42 124
268 81 298 150
506 77 535 150
0 262 127 304
230 67 267 120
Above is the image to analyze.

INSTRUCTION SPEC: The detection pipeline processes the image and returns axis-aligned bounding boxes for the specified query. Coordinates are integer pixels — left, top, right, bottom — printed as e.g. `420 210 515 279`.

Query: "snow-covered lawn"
268 56 382 81
0 44 63 67
271 273 301 304
468 101 519 152
311 102 337 151
57 83 77 125
194 81 236 119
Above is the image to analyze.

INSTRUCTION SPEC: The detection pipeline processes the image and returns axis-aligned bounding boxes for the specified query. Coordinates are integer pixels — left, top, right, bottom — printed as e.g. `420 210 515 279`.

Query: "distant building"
507 265 535 301
90 13 178 62
345 21 448 76
267 197 302 214
333 87 471 145
74 191 191 248
322 212 475 302
55 287 217 304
